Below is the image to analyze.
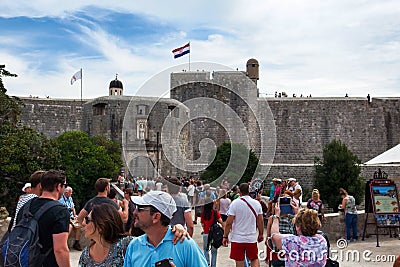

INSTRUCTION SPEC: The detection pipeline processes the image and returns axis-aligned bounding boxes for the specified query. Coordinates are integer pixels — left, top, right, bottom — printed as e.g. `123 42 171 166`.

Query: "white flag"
70 69 82 85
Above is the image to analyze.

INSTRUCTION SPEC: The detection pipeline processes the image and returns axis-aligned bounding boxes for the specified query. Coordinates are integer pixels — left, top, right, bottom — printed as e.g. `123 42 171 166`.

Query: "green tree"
314 139 364 212
201 142 259 185
0 65 20 126
0 126 60 214
54 131 122 208
0 65 60 214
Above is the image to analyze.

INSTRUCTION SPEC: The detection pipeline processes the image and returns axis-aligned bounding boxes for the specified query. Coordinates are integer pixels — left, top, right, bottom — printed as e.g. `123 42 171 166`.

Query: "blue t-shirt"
199 191 217 200
124 226 208 267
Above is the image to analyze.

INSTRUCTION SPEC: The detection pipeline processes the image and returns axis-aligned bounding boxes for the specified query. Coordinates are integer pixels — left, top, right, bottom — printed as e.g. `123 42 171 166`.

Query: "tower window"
137 105 147 115
93 103 106 116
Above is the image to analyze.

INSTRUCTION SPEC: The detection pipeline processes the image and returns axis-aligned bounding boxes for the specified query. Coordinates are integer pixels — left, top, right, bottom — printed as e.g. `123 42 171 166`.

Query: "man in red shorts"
222 183 264 267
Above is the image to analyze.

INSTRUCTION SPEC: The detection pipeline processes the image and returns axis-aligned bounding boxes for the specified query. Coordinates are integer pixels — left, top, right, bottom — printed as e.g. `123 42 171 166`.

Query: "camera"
249 179 264 199
279 196 294 215
155 258 172 267
249 191 257 199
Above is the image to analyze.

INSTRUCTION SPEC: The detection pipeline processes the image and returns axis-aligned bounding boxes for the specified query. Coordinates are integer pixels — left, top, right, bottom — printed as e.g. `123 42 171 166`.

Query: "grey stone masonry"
264 97 400 164
18 97 85 138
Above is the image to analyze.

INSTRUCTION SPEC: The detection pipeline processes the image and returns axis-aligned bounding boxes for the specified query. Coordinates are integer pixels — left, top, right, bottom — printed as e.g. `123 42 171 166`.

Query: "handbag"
325 258 339 267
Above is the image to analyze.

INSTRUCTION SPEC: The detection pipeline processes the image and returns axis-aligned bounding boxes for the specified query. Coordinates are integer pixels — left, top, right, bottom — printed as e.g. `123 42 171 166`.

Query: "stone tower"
109 75 123 96
246 58 259 85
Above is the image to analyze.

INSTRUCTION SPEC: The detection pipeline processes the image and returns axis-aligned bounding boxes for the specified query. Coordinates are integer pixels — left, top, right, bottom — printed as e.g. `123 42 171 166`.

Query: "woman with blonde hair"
293 188 302 209
307 189 325 222
271 206 327 266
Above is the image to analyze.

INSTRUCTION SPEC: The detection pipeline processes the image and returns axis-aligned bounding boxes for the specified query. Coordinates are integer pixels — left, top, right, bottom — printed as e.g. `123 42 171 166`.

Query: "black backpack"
207 210 224 249
0 199 60 267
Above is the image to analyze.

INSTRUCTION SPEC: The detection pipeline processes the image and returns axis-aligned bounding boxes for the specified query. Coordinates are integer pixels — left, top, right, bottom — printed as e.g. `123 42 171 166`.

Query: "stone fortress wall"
16 59 400 193
18 98 85 138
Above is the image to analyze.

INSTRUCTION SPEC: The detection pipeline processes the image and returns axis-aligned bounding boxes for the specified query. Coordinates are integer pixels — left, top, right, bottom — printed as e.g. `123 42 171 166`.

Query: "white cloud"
1 0 400 99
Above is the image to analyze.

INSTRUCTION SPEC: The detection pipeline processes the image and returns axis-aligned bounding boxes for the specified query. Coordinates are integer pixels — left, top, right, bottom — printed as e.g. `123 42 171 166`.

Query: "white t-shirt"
219 198 231 215
187 184 195 197
294 183 302 203
227 195 262 243
155 182 163 191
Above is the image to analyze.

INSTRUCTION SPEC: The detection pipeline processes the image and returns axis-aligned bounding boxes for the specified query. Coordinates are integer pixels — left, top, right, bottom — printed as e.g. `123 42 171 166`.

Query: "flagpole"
80 68 83 104
188 42 191 71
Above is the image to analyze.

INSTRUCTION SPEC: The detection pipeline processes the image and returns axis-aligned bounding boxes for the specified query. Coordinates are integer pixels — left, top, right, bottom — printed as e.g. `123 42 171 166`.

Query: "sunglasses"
135 205 152 212
84 216 93 224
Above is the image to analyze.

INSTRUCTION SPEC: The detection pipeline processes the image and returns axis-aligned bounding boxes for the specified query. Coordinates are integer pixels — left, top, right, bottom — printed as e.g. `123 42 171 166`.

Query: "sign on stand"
363 179 400 246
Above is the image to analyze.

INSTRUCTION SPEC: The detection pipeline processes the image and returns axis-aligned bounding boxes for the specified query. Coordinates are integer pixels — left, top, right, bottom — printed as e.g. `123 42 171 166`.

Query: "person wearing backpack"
201 197 224 267
11 170 44 230
10 170 71 267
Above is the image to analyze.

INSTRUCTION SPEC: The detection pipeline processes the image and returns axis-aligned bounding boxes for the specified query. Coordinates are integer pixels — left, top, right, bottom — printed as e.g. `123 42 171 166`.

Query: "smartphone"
249 191 257 199
279 197 294 215
155 258 172 267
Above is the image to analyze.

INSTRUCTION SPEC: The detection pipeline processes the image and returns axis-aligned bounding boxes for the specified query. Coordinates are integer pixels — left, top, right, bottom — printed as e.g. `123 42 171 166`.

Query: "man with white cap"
124 191 208 267
12 171 44 230
287 178 302 203
22 182 32 194
18 182 32 202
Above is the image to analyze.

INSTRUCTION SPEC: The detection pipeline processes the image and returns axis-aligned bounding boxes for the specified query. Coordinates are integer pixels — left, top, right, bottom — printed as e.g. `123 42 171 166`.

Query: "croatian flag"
172 43 190 59
70 69 82 85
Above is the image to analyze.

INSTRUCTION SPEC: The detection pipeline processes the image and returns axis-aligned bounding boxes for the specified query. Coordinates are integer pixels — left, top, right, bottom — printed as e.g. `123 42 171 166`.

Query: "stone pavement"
69 217 400 267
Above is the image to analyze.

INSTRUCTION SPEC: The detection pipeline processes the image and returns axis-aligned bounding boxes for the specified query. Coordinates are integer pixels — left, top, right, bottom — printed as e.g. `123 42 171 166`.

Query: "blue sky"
1 1 400 99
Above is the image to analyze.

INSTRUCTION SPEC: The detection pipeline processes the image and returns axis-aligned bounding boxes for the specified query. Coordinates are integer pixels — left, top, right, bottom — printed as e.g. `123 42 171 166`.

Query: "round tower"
246 58 259 85
109 75 123 96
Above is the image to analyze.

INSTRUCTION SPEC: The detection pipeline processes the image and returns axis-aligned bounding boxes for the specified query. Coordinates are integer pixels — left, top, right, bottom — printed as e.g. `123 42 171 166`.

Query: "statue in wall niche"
373 168 387 179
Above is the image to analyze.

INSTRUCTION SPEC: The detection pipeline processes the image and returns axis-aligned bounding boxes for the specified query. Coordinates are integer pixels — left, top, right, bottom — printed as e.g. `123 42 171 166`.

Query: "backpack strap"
21 198 34 219
34 200 61 221
240 197 257 219
20 198 60 223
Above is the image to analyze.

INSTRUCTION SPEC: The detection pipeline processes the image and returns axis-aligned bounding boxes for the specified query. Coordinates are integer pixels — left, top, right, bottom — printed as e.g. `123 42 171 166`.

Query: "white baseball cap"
131 191 177 219
288 178 296 182
22 183 31 192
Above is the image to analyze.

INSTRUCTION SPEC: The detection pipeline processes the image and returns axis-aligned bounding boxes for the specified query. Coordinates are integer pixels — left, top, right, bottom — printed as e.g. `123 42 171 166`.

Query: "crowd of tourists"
2 170 374 267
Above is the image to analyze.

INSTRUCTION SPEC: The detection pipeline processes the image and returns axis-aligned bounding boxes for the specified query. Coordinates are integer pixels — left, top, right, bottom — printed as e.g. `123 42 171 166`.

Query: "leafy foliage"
0 65 20 126
314 139 364 212
0 125 61 215
201 142 259 185
0 66 122 214
0 65 60 214
54 131 122 208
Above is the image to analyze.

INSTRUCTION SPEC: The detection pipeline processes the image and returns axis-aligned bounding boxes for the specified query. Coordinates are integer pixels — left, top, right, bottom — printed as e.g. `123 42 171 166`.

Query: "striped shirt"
12 193 37 230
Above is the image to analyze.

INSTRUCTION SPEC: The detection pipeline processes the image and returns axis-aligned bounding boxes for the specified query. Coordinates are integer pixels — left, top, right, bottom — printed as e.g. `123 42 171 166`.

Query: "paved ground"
70 216 400 266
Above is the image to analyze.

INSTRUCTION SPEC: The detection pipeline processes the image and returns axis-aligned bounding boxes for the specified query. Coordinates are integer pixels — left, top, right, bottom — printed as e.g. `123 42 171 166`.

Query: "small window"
93 103 106 116
137 105 147 115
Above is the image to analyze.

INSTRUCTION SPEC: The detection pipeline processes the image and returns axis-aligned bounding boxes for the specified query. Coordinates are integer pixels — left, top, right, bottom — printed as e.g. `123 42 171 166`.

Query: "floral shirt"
307 199 324 215
79 236 134 267
282 234 327 267
345 195 357 214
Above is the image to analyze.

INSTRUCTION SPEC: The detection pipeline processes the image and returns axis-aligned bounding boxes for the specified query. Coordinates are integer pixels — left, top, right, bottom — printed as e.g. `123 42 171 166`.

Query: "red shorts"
230 242 259 261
